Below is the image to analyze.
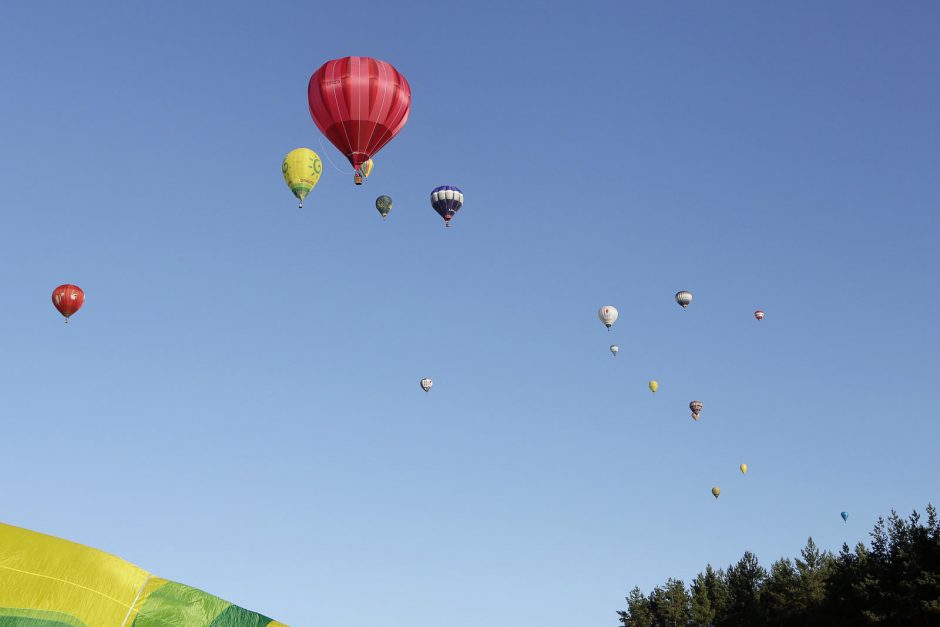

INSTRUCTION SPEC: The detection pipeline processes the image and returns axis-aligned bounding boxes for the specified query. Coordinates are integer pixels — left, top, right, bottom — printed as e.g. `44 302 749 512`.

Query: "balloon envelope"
610 344 619 356
712 487 720 498
308 57 411 179
841 511 849 522
52 284 84 321
282 148 322 207
649 380 659 393
375 195 392 219
431 186 463 226
420 378 433 392
675 291 693 309
361 158 374 178
754 310 765 321
598 306 619 329
740 463 748 475
0 522 285 626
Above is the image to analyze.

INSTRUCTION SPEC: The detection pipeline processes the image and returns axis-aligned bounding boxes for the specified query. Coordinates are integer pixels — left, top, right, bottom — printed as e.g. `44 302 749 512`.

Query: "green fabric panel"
132 582 272 626
208 605 273 627
0 608 86 627
132 582 228 626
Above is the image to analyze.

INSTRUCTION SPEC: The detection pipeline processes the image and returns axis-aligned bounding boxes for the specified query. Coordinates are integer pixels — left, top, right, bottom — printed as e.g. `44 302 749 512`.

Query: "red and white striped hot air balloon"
754 310 765 321
52 284 84 323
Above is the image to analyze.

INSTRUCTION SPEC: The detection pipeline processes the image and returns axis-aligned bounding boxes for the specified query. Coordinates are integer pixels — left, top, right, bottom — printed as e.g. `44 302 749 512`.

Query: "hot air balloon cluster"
11 48 804 627
279 56 471 228
600 289 770 502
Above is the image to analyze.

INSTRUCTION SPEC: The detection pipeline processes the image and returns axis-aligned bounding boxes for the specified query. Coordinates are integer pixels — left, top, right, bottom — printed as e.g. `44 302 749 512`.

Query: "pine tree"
689 573 715 626
649 578 690 627
618 586 652 627
794 536 832 622
701 565 730 623
724 551 766 626
760 558 800 625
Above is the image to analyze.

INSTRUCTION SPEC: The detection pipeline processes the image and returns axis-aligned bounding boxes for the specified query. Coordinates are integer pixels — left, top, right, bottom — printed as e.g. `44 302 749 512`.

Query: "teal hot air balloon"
376 195 392 220
841 512 849 523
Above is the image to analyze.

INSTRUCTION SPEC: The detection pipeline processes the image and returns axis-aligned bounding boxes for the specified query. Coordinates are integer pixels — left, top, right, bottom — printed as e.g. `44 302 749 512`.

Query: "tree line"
617 504 940 626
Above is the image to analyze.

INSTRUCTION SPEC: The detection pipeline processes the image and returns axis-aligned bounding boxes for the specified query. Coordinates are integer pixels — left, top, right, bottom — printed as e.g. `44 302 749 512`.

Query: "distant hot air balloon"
610 344 619 357
675 291 693 309
376 195 393 220
740 463 748 475
308 57 411 185
420 378 433 393
841 511 849 523
361 158 374 179
0 522 286 626
52 284 84 323
754 310 765 321
690 400 703 420
712 487 721 499
598 306 619 330
649 380 659 393
282 148 322 208
431 186 464 226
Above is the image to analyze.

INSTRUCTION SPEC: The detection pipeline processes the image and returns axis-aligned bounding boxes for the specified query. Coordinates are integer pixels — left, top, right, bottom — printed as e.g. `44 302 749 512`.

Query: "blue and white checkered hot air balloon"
431 185 464 227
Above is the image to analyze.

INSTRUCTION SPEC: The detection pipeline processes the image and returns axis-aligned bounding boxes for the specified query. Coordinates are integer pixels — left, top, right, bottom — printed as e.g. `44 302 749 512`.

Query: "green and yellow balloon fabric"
282 148 322 208
0 522 287 626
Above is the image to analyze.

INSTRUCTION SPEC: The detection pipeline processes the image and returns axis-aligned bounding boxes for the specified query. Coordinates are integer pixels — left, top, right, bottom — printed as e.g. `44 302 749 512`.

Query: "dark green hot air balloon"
376 195 393 220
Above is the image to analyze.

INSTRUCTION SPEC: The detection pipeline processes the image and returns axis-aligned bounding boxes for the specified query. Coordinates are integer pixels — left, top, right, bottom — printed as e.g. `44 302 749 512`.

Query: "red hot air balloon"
308 57 411 185
754 310 765 321
52 284 85 323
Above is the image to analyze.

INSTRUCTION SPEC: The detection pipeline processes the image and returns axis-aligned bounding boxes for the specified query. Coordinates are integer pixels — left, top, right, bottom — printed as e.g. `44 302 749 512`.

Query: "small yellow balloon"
740 463 748 475
648 380 659 393
712 486 720 498
361 158 374 179
282 148 322 208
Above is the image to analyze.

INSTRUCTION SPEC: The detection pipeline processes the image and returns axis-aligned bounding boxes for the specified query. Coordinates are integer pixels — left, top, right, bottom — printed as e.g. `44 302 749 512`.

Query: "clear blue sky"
1 1 938 625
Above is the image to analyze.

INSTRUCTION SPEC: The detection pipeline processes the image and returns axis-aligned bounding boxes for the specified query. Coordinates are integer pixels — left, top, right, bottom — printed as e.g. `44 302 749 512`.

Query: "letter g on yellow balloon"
282 147 322 208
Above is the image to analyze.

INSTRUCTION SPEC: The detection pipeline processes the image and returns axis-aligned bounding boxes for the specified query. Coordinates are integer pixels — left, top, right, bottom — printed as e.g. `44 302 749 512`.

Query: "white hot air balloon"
675 291 693 309
610 344 619 357
598 306 619 330
420 378 433 393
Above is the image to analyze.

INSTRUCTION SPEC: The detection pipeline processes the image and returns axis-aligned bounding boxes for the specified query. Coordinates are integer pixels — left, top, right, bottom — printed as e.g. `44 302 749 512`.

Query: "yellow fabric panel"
0 522 150 624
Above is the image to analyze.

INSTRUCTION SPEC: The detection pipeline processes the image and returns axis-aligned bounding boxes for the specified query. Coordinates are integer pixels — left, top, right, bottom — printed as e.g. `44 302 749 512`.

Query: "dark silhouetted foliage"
617 504 940 626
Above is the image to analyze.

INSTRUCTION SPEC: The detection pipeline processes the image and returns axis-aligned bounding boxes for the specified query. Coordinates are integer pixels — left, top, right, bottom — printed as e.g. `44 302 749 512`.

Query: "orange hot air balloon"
52 284 85 323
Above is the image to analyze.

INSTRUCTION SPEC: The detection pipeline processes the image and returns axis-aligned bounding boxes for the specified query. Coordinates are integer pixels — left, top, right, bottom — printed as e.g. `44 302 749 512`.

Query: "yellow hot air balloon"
740 463 748 475
282 147 322 208
361 158 374 179
648 380 659 393
0 522 287 626
711 486 721 499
